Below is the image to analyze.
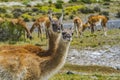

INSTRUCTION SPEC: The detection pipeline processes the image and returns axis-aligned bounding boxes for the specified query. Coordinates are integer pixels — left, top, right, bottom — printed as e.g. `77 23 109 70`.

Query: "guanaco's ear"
69 27 74 35
48 9 53 22
48 14 53 22
47 29 52 38
59 9 64 24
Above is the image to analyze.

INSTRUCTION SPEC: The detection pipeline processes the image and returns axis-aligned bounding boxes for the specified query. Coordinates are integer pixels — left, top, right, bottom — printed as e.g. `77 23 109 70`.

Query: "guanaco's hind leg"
38 24 43 41
102 22 107 36
91 25 95 34
103 26 107 36
74 23 79 37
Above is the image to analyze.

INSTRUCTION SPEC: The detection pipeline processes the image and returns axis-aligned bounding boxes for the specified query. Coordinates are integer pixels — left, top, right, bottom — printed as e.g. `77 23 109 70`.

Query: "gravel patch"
67 45 120 68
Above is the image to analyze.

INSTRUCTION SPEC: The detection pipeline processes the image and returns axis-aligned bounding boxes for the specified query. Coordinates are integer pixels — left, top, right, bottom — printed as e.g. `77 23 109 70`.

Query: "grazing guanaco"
11 18 32 39
5 18 32 39
30 10 63 39
0 12 72 80
30 16 49 39
73 16 83 37
85 15 109 36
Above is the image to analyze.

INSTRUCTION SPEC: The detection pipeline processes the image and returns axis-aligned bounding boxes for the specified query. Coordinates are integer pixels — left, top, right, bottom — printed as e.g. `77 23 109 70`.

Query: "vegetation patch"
0 21 25 41
71 29 120 49
50 64 120 80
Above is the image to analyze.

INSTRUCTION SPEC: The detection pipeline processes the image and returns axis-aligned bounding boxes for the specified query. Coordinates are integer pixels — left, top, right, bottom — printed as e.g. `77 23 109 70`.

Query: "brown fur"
30 16 58 39
0 28 71 80
30 16 49 38
1 18 32 39
73 16 83 37
87 15 108 36
10 18 32 39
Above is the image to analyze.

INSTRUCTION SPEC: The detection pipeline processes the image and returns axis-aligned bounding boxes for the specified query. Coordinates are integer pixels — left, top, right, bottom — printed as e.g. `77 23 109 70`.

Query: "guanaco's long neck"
17 20 31 36
47 31 61 56
21 24 31 36
41 37 70 80
51 38 70 67
24 26 31 35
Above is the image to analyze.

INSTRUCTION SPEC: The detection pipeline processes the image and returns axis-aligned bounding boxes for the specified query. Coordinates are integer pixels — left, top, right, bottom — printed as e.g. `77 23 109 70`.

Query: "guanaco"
5 18 32 39
0 12 72 80
86 15 109 36
73 16 83 37
30 10 63 39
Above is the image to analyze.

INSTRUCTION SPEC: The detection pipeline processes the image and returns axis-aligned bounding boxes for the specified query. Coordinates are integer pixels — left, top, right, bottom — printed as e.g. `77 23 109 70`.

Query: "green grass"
0 29 120 80
50 73 120 80
50 64 120 80
71 29 120 49
50 29 120 79
62 64 120 74
0 29 120 49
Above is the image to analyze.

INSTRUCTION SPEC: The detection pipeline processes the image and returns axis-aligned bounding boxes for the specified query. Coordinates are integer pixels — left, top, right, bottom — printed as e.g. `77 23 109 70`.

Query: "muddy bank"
67 45 120 68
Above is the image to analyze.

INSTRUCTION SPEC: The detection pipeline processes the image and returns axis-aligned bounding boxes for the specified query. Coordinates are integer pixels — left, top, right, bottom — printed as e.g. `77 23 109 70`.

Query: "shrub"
80 7 94 14
24 18 30 22
103 2 110 5
65 5 83 15
0 0 8 2
32 8 39 12
81 0 97 4
103 0 111 1
116 11 120 18
94 6 101 12
5 14 13 18
22 0 30 5
0 7 6 13
99 11 109 16
68 0 78 3
54 0 64 9
0 21 25 41
13 12 22 18
34 3 42 7
21 13 32 22
55 3 63 9
48 0 53 4
12 8 25 18
69 15 74 19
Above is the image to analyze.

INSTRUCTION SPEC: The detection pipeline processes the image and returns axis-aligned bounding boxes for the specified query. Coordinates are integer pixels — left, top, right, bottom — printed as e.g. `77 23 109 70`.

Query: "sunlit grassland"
50 73 120 80
0 29 120 80
0 29 120 49
71 29 120 49
50 64 120 80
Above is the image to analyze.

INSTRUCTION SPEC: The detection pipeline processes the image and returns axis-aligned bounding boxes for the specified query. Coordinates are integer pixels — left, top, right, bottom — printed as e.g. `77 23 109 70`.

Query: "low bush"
54 0 64 9
99 11 109 16
94 6 101 12
0 7 6 13
21 13 32 22
80 7 94 14
0 21 25 41
103 2 110 5
116 11 120 18
5 14 13 18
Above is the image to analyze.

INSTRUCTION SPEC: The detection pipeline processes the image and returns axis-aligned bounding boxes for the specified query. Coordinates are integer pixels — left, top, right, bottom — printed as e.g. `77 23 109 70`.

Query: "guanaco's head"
27 34 33 40
48 10 63 33
82 22 91 31
62 28 73 42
